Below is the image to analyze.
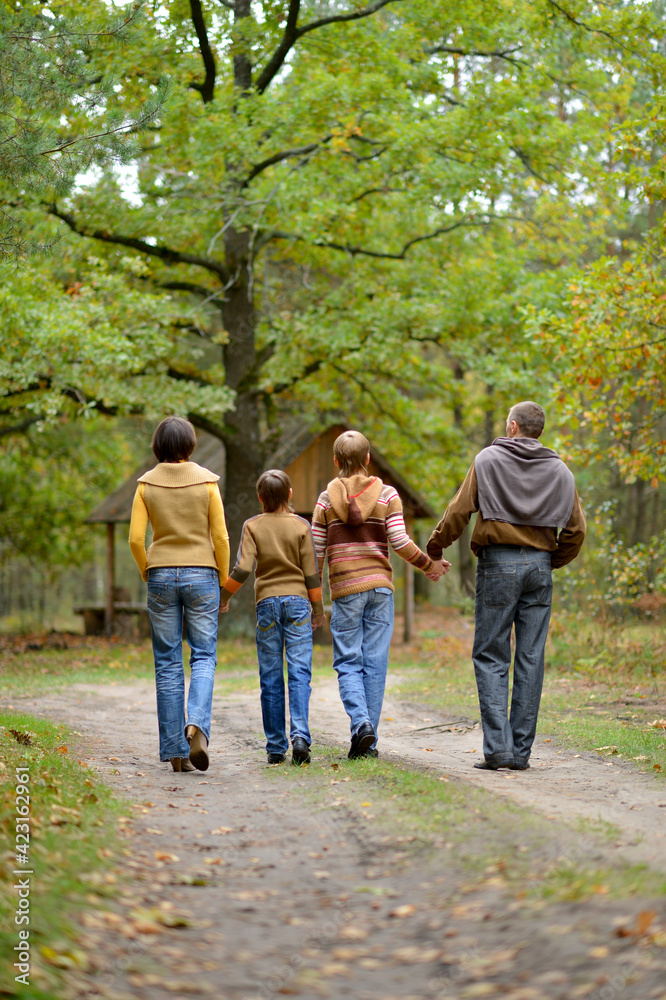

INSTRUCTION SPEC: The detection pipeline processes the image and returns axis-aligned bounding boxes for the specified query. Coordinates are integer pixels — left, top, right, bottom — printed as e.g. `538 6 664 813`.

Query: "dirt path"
5 676 666 999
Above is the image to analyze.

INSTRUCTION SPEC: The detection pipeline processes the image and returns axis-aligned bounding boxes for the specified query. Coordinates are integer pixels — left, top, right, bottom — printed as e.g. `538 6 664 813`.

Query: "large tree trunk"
218 228 265 636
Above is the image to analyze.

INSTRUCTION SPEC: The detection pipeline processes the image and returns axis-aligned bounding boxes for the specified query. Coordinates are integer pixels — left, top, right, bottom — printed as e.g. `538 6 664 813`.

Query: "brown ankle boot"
171 757 196 772
187 727 209 771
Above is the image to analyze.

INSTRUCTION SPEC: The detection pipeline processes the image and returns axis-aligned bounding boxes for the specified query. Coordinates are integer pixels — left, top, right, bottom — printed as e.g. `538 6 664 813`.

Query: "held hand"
425 558 451 581
219 602 230 614
311 612 326 631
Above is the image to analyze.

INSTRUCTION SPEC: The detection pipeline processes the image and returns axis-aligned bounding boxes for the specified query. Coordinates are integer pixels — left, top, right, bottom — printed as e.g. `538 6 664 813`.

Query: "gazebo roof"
86 425 435 523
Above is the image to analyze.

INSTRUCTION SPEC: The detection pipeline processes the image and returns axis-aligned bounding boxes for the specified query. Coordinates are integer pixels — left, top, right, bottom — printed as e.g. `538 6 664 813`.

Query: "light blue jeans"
146 567 220 761
330 587 394 746
472 546 553 765
255 596 313 756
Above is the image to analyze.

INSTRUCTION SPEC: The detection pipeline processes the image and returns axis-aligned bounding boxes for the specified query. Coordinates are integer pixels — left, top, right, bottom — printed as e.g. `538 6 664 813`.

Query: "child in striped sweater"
312 430 449 758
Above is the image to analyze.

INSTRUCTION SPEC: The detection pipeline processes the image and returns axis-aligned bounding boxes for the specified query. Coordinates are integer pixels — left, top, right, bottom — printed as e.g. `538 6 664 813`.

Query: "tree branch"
0 416 45 438
263 359 326 397
255 0 407 95
255 0 301 95
244 136 332 187
425 44 527 68
160 280 216 298
188 0 217 104
545 0 621 45
46 205 230 281
188 411 229 442
314 219 471 259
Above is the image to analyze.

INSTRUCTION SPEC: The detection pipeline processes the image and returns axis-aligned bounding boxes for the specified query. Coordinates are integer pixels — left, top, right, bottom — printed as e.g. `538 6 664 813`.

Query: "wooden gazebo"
83 424 435 639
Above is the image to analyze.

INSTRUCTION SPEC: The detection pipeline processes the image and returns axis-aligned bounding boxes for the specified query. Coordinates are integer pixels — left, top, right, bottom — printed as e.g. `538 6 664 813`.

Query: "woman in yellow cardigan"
129 417 229 772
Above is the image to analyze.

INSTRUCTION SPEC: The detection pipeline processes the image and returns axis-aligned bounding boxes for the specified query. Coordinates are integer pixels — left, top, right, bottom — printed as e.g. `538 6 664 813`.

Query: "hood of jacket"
327 474 384 526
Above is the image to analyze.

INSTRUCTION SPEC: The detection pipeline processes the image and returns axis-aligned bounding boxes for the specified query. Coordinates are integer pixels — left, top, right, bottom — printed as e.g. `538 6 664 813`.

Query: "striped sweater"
312 474 433 600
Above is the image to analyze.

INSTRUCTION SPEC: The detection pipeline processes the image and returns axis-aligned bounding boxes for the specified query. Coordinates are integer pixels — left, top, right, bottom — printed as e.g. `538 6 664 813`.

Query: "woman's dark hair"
151 416 197 463
256 469 292 512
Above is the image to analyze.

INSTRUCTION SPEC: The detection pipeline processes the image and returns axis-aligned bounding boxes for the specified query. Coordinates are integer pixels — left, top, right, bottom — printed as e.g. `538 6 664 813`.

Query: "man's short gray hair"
508 401 545 439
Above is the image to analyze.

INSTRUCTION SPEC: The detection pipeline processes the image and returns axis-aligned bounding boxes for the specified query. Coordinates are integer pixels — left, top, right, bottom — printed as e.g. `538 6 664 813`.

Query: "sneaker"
348 721 376 760
291 737 311 766
267 752 286 765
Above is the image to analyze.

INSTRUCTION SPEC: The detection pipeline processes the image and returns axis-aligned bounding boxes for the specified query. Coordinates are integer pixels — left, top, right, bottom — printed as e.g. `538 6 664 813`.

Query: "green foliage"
0 712 126 996
0 418 135 566
0 0 169 256
0 254 234 433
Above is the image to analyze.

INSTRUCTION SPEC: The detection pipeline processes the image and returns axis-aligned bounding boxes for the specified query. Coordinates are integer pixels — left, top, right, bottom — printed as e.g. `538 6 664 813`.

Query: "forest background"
0 0 665 632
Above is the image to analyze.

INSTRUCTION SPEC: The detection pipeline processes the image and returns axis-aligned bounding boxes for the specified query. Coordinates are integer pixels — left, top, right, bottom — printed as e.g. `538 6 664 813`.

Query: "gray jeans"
472 545 553 764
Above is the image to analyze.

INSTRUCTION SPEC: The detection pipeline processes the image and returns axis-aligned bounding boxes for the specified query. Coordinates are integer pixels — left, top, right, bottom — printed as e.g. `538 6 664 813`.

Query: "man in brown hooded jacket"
312 430 449 758
427 401 586 771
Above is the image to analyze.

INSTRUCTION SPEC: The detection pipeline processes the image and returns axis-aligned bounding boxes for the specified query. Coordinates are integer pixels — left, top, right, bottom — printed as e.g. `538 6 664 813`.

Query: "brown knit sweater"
220 511 323 614
312 475 433 599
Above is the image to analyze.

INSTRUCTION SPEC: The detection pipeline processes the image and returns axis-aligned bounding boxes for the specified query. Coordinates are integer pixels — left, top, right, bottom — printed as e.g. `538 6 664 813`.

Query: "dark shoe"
187 727 209 771
267 752 286 765
348 722 376 760
474 756 513 770
362 748 379 759
171 757 196 772
291 737 311 766
511 758 531 770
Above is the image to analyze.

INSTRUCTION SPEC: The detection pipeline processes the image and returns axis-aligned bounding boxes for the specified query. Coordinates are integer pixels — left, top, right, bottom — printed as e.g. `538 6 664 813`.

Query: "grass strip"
271 746 666 904
391 610 666 777
0 712 126 997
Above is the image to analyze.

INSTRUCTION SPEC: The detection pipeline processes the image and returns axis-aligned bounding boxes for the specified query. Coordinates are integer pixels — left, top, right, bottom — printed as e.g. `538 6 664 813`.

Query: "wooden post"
105 522 115 637
403 559 414 643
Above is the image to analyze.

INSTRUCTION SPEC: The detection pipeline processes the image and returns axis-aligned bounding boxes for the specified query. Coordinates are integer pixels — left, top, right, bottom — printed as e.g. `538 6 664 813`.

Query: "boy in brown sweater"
312 431 449 759
220 470 325 765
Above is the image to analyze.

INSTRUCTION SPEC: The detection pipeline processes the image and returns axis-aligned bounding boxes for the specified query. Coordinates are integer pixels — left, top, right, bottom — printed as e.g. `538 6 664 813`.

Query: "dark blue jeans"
472 546 553 764
255 596 313 756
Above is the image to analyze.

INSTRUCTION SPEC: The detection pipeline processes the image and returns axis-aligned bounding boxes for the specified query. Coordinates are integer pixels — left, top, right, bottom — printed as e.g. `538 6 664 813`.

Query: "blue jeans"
255 596 313 755
472 546 553 764
146 567 220 761
330 587 394 745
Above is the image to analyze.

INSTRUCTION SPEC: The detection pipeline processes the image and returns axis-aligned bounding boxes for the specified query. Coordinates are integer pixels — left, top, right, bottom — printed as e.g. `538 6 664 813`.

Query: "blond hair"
333 430 370 477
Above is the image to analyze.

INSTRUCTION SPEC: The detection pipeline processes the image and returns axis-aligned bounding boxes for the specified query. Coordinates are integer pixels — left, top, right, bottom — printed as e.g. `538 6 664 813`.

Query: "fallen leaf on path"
332 947 366 960
459 984 496 997
41 944 88 969
146 828 164 835
203 857 227 866
154 852 179 862
338 925 368 941
210 826 233 834
321 963 349 976
615 910 657 938
588 946 610 958
389 904 416 918
392 946 441 963
313 870 331 879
